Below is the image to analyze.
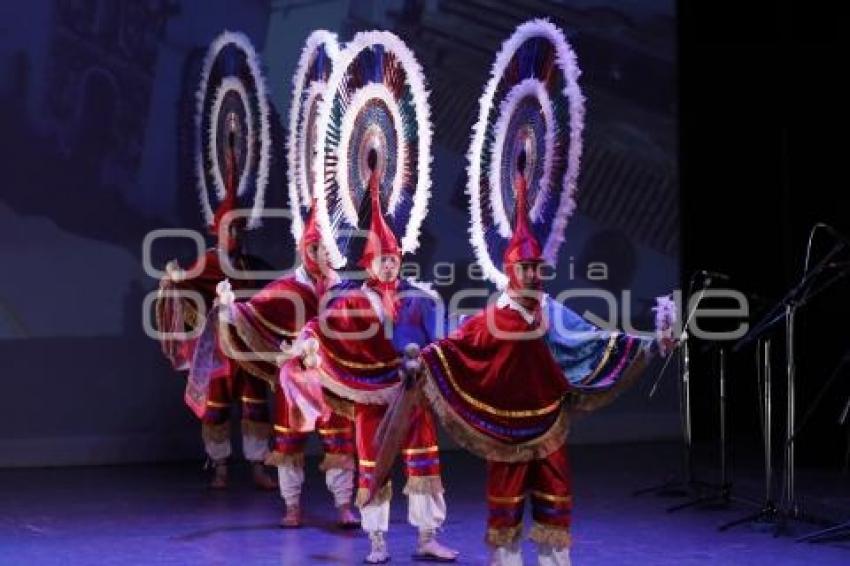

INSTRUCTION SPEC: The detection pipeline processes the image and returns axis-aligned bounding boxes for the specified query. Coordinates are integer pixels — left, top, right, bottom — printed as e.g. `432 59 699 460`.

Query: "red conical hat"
300 198 323 249
210 134 239 237
503 172 543 265
299 198 328 279
358 167 401 269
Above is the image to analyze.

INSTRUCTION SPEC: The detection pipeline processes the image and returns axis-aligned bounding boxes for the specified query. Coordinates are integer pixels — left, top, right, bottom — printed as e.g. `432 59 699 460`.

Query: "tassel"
485 524 524 547
265 451 305 468
319 453 356 472
528 522 572 549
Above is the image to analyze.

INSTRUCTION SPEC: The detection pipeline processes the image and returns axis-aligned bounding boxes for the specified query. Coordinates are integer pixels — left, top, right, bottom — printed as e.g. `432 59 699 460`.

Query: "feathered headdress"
467 19 585 288
195 30 271 233
312 30 433 269
287 30 340 243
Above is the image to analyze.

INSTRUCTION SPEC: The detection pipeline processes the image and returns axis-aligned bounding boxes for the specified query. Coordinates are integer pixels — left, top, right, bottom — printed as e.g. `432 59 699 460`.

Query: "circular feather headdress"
287 30 340 242
195 30 271 231
312 30 433 269
467 19 585 288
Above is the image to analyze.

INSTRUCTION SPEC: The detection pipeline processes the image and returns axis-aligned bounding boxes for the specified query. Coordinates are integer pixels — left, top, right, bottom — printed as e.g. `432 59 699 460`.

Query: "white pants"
277 463 354 507
204 431 268 462
361 491 447 533
490 542 522 566
490 543 571 566
538 544 571 566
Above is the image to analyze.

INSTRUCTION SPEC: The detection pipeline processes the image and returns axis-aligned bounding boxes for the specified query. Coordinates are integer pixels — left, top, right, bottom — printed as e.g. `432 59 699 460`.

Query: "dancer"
292 162 456 563
407 21 673 564
156 31 275 490
416 162 673 565
216 202 358 526
284 29 458 564
211 29 358 528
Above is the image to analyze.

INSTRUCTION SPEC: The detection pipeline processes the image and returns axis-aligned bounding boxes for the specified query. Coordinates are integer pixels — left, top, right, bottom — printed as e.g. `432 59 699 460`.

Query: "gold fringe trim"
265 451 305 467
485 524 524 548
420 365 570 463
154 285 201 360
241 419 272 439
528 522 572 549
355 481 393 508
154 291 166 334
317 365 402 405
431 345 563 418
319 453 355 472
569 347 649 414
403 475 444 495
325 392 356 421
201 421 230 443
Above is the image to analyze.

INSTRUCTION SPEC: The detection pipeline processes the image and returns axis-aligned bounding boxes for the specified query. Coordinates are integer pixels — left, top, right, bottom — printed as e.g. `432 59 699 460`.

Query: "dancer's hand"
401 343 422 387
165 260 185 283
302 337 320 369
658 334 679 357
277 337 304 367
215 279 234 306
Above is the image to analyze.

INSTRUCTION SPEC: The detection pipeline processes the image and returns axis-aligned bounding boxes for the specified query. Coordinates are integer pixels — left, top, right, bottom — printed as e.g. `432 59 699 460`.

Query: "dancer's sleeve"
219 277 317 385
544 296 656 411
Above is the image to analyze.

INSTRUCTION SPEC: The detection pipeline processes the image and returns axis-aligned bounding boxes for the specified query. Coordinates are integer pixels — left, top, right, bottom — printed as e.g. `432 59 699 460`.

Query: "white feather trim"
286 30 339 243
467 19 585 288
195 30 271 230
313 30 432 269
652 294 678 335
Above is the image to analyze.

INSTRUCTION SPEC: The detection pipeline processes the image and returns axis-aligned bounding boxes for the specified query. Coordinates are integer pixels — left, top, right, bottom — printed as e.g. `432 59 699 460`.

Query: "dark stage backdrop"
0 0 678 467
679 2 849 470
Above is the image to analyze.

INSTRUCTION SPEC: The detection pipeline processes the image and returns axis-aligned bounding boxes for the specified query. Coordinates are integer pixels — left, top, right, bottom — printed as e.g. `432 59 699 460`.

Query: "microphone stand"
719 339 780 531
794 351 850 542
634 272 713 499
727 237 849 535
668 344 733 512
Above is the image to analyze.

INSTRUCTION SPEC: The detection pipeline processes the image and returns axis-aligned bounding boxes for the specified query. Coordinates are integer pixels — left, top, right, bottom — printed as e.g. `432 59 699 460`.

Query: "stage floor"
1 442 848 565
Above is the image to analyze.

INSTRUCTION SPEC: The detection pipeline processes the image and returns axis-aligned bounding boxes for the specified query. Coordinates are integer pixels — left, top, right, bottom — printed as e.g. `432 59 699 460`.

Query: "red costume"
155 132 274 487
284 169 456 561
417 175 658 565
217 204 357 525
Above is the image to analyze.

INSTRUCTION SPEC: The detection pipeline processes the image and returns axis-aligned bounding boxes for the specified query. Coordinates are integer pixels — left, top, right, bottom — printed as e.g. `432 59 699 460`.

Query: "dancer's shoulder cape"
419 294 655 462
155 248 266 371
305 279 443 405
218 267 322 384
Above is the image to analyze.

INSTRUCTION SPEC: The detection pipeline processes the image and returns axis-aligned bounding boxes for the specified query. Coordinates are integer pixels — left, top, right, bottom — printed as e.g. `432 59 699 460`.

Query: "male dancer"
157 124 276 490
215 203 358 528
292 154 458 563
415 160 674 565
